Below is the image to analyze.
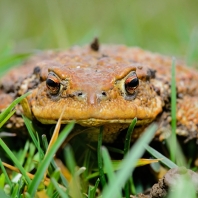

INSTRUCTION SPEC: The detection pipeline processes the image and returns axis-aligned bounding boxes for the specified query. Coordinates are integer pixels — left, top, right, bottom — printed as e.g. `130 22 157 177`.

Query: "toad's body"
1 42 198 142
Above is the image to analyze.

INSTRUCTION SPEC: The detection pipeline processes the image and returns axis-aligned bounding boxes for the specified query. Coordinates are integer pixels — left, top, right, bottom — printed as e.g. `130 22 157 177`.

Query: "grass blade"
0 53 30 78
42 135 69 187
169 57 177 162
145 145 178 168
24 143 36 172
0 138 31 184
97 126 106 188
64 146 76 176
101 147 122 198
51 178 69 198
28 122 74 196
102 124 157 198
0 110 15 128
123 117 137 198
105 146 124 155
46 169 61 196
0 189 9 198
0 92 30 123
124 118 137 156
101 147 115 182
22 115 45 159
0 159 12 188
88 178 100 198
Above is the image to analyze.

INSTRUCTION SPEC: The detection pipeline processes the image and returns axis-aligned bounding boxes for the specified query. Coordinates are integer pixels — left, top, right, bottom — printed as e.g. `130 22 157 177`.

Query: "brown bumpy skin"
1 44 198 142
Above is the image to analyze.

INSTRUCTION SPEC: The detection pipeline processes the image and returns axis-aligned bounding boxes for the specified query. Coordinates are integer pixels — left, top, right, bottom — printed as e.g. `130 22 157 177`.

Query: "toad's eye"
46 73 60 95
125 74 139 94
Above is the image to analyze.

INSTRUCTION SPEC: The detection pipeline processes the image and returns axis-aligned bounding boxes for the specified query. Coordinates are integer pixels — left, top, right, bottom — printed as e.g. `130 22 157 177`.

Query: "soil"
131 167 198 198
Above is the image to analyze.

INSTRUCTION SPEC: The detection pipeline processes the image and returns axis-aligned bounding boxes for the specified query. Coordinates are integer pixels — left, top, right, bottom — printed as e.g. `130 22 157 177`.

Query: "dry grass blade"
2 162 51 187
46 105 67 154
44 105 67 179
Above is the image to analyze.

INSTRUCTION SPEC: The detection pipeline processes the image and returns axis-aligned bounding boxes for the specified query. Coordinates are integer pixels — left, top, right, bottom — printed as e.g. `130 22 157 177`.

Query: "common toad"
1 40 198 142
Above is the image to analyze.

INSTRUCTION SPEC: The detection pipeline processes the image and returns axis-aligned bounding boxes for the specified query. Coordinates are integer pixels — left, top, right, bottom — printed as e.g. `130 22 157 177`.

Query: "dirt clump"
131 167 198 198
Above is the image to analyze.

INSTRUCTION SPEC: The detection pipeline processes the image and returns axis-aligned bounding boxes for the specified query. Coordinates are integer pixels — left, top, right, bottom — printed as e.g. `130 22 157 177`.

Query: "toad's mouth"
36 117 154 127
30 96 163 127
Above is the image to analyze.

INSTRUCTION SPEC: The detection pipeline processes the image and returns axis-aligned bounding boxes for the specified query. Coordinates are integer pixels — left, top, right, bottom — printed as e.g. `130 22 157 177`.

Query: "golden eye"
125 74 139 94
46 73 60 95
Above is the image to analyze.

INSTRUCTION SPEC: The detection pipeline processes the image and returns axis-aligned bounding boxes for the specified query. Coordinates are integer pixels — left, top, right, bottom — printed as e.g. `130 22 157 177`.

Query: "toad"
1 39 198 142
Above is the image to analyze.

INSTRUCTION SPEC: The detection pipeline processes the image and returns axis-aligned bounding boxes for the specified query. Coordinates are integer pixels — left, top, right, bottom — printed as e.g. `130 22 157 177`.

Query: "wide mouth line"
38 117 153 126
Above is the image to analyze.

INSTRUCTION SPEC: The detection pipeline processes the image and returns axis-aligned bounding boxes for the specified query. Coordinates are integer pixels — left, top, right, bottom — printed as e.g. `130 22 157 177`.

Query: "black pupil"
127 78 139 88
46 79 59 87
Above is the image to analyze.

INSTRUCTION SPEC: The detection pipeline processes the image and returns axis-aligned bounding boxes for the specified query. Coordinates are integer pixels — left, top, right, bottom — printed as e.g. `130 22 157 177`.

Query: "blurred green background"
0 0 198 73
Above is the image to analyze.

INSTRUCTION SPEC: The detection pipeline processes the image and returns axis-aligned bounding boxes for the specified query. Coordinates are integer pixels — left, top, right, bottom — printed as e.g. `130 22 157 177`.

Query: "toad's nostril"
77 92 83 97
101 91 107 96
74 91 86 100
